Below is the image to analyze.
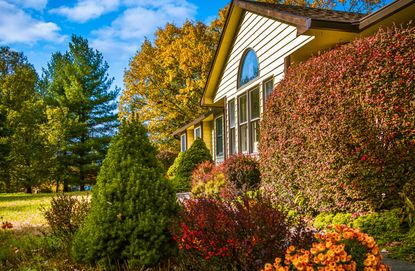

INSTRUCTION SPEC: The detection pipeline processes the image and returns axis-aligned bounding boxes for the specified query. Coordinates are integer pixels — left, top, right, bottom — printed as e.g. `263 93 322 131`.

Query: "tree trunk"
56 177 60 193
26 185 32 194
80 185 85 191
63 179 69 192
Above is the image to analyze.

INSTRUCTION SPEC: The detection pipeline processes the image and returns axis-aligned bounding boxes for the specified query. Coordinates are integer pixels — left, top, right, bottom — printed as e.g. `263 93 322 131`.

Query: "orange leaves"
120 18 224 149
262 225 390 271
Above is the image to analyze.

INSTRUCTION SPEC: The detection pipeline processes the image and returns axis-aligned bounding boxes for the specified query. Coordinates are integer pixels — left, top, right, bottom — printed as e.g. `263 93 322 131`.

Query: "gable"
213 11 314 103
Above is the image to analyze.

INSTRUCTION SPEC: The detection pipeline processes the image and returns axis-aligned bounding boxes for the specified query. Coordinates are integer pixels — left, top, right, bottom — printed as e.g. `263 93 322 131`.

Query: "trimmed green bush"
167 151 185 179
171 138 212 192
313 212 352 229
352 209 403 245
223 154 260 189
71 121 177 268
260 25 415 213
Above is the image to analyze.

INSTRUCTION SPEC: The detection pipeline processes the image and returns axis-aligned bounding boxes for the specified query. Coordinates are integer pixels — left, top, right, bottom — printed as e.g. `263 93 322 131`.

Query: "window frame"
228 99 236 155
194 126 201 140
237 48 260 89
215 115 224 160
249 87 260 154
238 94 249 154
263 77 274 104
180 133 186 152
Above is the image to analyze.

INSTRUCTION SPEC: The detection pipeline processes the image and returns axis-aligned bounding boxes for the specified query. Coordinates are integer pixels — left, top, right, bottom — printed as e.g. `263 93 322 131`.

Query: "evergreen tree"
173 138 212 191
72 120 177 268
40 35 119 190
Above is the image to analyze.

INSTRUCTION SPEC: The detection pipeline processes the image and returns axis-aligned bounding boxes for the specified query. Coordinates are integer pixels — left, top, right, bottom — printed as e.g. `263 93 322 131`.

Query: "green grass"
0 192 89 228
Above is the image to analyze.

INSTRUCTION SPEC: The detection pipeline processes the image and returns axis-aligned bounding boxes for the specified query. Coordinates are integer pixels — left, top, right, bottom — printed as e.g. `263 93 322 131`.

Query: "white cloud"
0 1 65 45
50 0 120 23
12 0 48 10
90 0 197 55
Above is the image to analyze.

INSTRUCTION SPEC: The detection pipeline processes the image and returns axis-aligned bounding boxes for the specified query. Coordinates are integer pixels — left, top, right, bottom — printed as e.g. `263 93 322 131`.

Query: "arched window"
238 49 259 87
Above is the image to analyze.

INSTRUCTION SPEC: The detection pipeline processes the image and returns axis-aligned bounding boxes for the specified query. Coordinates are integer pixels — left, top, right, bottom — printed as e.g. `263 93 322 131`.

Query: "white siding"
213 11 315 157
213 11 314 103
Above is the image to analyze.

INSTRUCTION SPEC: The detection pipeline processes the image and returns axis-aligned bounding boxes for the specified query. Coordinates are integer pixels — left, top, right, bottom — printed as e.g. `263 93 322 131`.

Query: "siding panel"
213 11 314 103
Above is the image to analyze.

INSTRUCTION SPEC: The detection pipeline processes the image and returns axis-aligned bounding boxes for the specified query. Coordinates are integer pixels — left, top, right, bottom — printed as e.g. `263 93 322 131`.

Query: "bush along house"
173 0 415 163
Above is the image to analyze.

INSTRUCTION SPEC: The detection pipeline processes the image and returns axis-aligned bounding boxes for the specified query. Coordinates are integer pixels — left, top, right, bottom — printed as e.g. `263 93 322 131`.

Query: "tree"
72 120 177 267
120 15 225 150
40 35 119 191
0 47 52 193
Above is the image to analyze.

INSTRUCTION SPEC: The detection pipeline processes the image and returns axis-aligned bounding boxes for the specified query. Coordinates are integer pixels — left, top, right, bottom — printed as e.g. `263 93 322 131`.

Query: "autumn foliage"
260 25 415 214
172 197 314 271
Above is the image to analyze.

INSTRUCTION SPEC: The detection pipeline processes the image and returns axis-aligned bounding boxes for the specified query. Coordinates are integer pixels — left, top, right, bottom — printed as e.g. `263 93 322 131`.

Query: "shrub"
157 149 178 173
172 138 212 192
223 154 260 189
71 121 177 268
260 25 415 213
351 209 403 245
389 225 415 262
171 197 313 271
167 151 185 179
43 193 90 240
263 225 390 271
313 212 335 229
313 212 353 230
191 161 237 199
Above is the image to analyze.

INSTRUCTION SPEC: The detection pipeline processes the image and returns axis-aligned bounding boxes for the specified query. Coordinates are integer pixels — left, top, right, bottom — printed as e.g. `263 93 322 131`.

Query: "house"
173 0 415 162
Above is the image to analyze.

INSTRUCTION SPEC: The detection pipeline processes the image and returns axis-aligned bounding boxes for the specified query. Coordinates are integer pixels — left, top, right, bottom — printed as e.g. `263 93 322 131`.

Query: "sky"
0 0 229 91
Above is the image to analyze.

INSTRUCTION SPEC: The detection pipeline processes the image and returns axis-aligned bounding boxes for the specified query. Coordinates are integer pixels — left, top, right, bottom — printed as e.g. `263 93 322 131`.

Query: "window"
239 94 248 153
194 126 201 139
264 78 274 102
215 116 224 158
250 88 260 153
239 49 259 87
238 87 260 154
180 134 186 152
228 100 236 155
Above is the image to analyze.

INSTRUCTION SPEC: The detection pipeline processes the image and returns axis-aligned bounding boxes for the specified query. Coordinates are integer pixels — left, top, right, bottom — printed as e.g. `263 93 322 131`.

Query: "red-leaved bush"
223 154 261 190
171 197 314 271
260 25 415 214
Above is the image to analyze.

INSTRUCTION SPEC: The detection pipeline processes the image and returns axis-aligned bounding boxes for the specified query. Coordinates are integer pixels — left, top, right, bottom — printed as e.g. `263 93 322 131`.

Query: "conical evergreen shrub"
173 138 212 191
71 121 177 268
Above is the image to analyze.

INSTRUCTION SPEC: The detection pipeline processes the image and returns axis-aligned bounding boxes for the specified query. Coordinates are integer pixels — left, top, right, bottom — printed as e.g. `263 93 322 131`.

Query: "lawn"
0 192 89 228
0 192 93 271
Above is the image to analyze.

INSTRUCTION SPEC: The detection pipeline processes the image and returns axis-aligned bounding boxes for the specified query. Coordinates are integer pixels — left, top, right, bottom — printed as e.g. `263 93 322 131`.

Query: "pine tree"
72 120 177 268
40 35 119 190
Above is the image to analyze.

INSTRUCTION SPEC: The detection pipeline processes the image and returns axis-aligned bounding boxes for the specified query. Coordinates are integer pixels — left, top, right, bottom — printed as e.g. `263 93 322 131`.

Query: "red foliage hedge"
172 197 314 270
260 25 415 214
222 154 261 190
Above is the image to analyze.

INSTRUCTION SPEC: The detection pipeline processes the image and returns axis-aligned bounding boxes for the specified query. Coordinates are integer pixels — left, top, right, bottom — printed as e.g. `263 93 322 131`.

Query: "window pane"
181 134 186 152
229 100 235 128
194 127 201 139
239 49 259 87
239 94 247 123
250 88 260 119
251 120 260 153
230 128 236 155
216 117 224 157
240 124 248 152
264 79 273 101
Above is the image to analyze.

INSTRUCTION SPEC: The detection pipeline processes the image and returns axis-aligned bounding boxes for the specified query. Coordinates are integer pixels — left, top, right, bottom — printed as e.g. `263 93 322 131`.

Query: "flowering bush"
191 161 237 199
171 197 314 270
223 154 261 190
260 25 415 213
262 225 390 271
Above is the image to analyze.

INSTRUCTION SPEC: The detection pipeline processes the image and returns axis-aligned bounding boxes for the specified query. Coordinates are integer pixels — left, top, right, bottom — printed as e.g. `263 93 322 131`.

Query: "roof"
242 1 365 23
172 108 222 136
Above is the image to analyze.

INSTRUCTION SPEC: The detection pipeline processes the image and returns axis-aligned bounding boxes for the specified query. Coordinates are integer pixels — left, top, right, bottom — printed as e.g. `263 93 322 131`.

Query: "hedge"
260 25 415 214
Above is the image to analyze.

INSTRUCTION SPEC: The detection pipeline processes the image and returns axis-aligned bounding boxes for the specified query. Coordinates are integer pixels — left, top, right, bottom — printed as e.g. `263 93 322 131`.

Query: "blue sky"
0 0 229 91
